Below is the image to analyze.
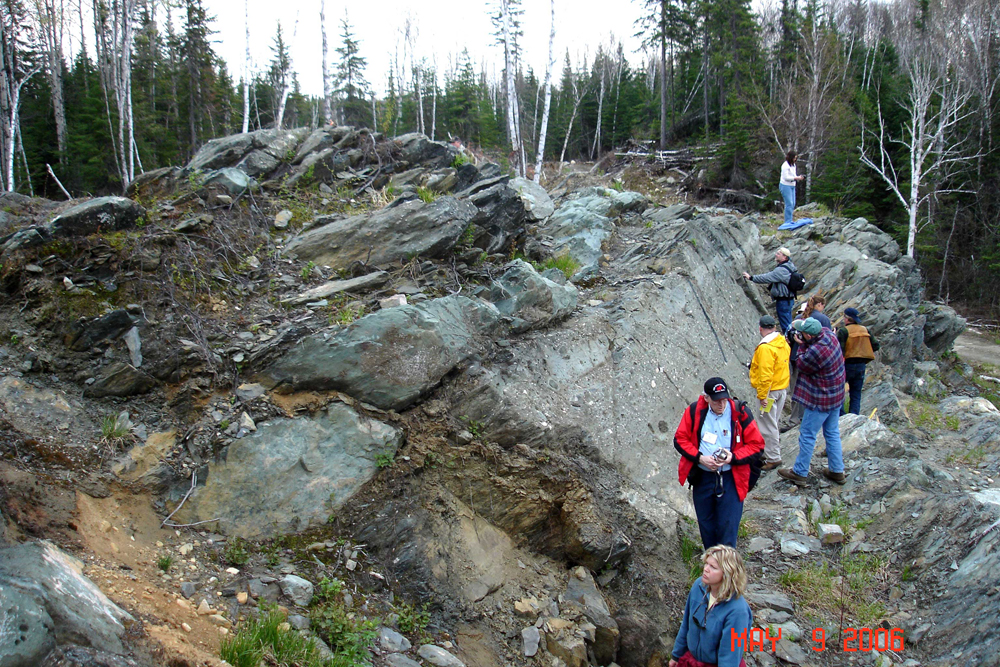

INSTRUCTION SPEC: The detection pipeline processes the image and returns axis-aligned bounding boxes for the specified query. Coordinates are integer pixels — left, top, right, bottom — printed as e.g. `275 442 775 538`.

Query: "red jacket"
674 397 765 502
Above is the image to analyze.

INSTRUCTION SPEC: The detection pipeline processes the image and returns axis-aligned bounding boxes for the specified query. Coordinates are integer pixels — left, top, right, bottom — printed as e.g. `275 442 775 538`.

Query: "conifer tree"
334 11 369 127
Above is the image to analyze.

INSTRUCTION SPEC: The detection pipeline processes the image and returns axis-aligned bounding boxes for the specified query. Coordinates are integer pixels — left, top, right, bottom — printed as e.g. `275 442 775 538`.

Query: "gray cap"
759 315 777 329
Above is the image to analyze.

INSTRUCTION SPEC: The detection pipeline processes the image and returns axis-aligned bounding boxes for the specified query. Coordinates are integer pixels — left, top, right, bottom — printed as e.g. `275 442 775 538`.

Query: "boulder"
510 177 555 221
260 295 500 411
0 541 134 658
279 575 314 607
82 362 157 398
486 260 577 332
417 645 465 667
614 610 664 667
457 176 528 254
46 197 145 238
39 645 141 667
202 167 252 195
744 586 795 614
564 566 610 616
394 133 456 169
522 626 540 657
187 133 254 171
188 127 308 174
176 402 401 538
534 190 617 281
65 310 137 351
283 196 477 268
386 655 423 667
379 627 411 653
921 303 965 353
0 376 94 447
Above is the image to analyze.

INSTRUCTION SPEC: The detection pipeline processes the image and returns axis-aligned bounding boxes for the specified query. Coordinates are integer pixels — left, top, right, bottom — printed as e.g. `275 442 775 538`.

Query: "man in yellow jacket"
750 315 791 470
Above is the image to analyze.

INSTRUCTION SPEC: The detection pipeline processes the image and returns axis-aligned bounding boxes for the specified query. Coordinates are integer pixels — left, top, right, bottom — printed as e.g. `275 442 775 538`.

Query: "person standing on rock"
669 545 753 667
837 307 879 416
742 248 798 334
779 151 805 226
780 302 809 434
778 318 847 486
802 294 831 329
750 316 790 471
674 378 765 549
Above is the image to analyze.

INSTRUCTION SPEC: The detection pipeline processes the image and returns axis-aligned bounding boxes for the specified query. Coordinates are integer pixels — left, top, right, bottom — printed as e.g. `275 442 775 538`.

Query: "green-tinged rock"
177 402 401 538
261 294 499 411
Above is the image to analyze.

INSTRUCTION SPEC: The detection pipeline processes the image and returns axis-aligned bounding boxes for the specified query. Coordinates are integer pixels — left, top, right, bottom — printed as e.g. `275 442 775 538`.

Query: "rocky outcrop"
177 401 401 538
260 295 500 411
187 127 309 176
486 260 578 332
0 541 134 664
1 197 146 255
283 196 477 268
0 376 95 447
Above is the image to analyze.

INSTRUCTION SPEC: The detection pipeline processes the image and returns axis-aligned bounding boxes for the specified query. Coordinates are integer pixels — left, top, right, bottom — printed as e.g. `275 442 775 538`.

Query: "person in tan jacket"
749 315 791 470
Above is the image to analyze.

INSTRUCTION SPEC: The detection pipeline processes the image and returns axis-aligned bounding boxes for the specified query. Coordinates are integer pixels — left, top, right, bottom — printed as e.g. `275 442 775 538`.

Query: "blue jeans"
780 183 796 225
775 299 793 334
691 469 743 548
843 362 866 415
793 407 844 477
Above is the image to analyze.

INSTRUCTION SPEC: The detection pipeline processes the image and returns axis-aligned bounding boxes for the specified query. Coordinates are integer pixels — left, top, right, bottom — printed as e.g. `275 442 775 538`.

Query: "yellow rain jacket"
749 332 791 400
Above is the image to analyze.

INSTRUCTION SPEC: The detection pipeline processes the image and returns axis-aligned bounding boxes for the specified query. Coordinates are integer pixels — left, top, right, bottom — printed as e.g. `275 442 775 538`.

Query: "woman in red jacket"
674 378 765 548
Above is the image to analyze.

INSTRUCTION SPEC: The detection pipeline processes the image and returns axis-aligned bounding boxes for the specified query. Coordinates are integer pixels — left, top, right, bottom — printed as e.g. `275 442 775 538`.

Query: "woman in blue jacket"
669 545 753 667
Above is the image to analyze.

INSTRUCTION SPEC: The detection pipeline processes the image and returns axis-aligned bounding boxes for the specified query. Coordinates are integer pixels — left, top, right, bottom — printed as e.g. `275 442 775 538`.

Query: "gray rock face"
0 541 134 660
284 196 476 268
487 260 577 332
47 197 146 238
261 295 500 411
522 626 540 657
744 586 795 614
459 177 529 254
176 402 401 538
450 213 764 514
82 362 156 398
386 655 423 667
0 377 94 447
510 177 555 221
202 167 252 195
394 133 456 169
278 575 314 607
379 626 412 653
281 271 390 306
65 310 137 351
417 644 465 667
535 191 617 281
188 128 308 175
922 303 966 353
38 645 141 667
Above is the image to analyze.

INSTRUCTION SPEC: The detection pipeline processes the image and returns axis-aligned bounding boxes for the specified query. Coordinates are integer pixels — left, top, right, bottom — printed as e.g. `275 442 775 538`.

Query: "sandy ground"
953 328 1000 368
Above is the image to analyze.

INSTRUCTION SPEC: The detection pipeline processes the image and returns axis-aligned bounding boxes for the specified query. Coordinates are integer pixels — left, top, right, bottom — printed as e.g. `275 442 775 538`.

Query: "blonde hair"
703 545 748 601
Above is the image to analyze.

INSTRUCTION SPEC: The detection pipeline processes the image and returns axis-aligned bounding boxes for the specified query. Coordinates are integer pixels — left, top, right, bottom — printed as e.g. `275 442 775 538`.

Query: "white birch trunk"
320 0 332 123
242 0 250 132
430 64 436 140
274 13 299 129
500 0 521 176
591 60 606 159
35 0 68 156
533 0 555 183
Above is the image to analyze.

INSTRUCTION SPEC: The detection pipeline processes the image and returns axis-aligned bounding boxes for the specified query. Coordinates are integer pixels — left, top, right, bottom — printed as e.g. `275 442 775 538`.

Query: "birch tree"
320 0 331 124
94 0 140 186
274 13 298 129
859 7 976 258
498 0 522 175
590 48 607 159
31 0 67 156
1 0 40 191
241 0 249 132
533 0 555 183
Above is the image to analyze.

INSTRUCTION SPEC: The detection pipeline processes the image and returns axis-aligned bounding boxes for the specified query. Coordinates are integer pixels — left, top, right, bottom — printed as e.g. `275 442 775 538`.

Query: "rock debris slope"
0 127 993 667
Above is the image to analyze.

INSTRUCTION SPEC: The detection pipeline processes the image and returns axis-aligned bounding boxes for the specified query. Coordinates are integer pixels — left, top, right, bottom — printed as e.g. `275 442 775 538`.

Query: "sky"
203 0 652 98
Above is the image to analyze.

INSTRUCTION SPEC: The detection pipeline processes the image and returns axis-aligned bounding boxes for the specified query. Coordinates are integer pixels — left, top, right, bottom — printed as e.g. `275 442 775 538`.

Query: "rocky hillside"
0 126 996 667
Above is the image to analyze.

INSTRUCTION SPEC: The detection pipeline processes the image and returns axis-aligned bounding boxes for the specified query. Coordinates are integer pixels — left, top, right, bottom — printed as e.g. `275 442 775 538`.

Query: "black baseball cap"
704 377 730 400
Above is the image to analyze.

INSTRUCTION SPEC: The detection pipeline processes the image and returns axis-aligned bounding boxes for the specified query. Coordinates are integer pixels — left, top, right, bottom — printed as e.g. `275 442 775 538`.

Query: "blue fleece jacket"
671 579 753 667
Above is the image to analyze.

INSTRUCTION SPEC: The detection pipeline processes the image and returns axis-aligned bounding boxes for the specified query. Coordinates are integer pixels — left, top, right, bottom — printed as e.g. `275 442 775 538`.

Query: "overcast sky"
202 0 651 97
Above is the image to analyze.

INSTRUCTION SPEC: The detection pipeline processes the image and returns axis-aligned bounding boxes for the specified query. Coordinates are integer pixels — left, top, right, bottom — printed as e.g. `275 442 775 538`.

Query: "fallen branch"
161 471 197 527
46 164 72 199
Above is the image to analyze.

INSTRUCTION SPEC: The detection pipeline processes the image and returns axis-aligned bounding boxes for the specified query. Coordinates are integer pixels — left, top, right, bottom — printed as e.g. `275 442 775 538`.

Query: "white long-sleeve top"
780 161 798 186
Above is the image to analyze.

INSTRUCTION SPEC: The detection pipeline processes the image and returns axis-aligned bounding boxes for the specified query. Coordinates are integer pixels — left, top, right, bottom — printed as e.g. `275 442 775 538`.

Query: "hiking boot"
823 468 847 485
779 423 797 434
762 460 782 471
777 468 809 485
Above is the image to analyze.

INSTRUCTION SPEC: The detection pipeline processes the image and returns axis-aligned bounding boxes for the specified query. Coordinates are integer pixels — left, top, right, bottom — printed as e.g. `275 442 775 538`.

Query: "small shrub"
539 253 580 280
101 414 131 441
310 602 378 665
375 452 395 468
223 537 251 566
157 555 174 572
219 419 230 431
679 533 703 582
451 152 472 168
313 577 344 605
335 303 366 326
945 414 961 431
301 261 316 281
416 186 438 204
459 224 477 246
396 602 430 635
901 564 915 581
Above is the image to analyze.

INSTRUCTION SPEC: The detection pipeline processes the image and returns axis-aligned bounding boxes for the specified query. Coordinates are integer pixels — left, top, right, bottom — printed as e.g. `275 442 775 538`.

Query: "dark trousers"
843 361 866 415
691 468 743 548
775 299 793 334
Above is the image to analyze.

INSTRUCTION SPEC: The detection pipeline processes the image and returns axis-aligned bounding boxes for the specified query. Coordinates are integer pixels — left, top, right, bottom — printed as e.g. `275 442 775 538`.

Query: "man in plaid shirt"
778 317 848 485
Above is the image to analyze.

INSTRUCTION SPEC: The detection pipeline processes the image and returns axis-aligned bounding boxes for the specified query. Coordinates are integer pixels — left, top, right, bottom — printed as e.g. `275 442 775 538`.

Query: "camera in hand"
712 448 728 462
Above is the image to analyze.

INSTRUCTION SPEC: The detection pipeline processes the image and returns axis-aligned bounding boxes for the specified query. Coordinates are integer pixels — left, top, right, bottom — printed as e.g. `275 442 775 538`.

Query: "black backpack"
786 270 806 294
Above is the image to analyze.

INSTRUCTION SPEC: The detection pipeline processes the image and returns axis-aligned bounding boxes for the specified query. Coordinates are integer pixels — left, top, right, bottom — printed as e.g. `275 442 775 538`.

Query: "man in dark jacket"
837 307 880 415
674 377 765 548
743 247 798 334
777 318 847 485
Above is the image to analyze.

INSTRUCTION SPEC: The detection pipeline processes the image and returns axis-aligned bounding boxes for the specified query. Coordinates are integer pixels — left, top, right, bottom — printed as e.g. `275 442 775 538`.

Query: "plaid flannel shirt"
793 327 846 411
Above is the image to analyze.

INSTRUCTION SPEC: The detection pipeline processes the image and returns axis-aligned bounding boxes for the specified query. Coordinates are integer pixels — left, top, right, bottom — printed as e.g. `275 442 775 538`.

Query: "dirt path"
953 328 1000 368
